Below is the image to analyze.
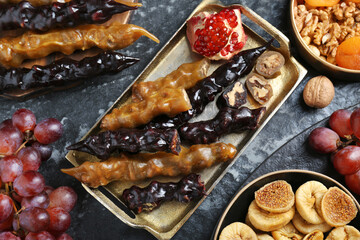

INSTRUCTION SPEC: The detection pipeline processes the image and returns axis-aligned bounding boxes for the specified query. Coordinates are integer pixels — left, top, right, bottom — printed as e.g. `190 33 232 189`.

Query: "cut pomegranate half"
186 7 247 60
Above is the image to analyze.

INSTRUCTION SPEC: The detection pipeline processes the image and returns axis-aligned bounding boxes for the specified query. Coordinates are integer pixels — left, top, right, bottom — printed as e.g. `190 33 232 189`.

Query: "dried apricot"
336 37 360 70
345 0 360 3
305 0 340 7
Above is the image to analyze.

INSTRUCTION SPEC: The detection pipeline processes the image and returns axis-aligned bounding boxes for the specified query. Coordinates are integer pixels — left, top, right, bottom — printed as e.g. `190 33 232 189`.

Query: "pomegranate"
186 7 247 60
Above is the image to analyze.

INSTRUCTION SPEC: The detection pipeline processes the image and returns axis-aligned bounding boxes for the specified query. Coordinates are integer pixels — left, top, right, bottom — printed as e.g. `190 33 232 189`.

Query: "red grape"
19 207 50 232
56 233 73 240
32 142 53 162
0 119 13 129
0 232 21 240
34 118 63 145
0 194 13 223
47 207 71 233
21 191 50 209
351 108 360 139
25 231 55 240
17 147 41 171
11 191 23 203
43 185 54 196
0 211 13 231
345 170 360 195
48 187 77 212
333 146 360 175
12 109 36 133
329 109 353 138
0 156 23 182
0 125 23 156
308 127 340 154
14 171 45 197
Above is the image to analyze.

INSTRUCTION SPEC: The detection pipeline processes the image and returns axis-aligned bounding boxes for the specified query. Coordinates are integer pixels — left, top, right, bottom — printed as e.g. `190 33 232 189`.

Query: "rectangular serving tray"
65 0 307 239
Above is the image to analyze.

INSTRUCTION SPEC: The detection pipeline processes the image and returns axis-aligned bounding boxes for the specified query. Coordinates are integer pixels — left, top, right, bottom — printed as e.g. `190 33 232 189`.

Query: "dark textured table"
0 0 359 239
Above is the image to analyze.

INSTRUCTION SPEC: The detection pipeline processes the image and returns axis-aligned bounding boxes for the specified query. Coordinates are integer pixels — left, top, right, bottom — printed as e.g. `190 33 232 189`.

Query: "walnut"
339 25 351 42
345 29 356 40
330 23 341 39
344 17 354 27
344 3 356 18
313 22 324 45
303 76 334 109
319 10 329 21
333 4 344 21
355 23 360 33
294 1 360 66
294 4 308 31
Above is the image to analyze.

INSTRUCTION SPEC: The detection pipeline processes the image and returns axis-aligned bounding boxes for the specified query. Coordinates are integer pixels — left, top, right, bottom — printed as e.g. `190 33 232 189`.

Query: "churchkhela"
179 107 266 144
0 51 139 91
122 174 206 213
101 88 192 130
131 58 210 102
144 39 273 129
0 22 159 67
0 0 141 32
61 143 237 188
66 128 181 160
0 0 54 6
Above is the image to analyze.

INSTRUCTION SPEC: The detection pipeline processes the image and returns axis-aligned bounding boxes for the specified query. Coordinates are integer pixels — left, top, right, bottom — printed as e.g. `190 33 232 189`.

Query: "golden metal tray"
65 0 307 239
0 0 137 101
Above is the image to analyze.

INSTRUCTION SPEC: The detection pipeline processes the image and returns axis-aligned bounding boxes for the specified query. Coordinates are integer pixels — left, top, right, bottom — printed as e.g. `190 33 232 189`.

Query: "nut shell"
303 76 334 108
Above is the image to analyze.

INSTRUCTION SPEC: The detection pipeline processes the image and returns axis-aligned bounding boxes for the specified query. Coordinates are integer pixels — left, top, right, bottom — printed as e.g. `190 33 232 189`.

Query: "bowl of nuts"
290 0 360 81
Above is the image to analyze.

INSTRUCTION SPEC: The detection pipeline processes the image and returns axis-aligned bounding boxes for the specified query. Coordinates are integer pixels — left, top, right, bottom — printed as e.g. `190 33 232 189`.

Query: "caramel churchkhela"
0 22 159 67
61 143 237 188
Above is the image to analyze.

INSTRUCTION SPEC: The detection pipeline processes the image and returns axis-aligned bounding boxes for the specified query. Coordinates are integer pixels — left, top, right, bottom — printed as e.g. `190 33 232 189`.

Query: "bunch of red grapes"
0 109 77 240
309 108 360 195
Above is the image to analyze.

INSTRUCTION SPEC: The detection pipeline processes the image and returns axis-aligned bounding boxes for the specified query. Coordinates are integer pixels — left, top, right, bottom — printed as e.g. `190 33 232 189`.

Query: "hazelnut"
303 76 335 108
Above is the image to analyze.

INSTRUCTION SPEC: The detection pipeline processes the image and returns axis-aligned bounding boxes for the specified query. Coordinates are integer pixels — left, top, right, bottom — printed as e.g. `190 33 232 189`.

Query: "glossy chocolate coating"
0 0 138 32
216 81 247 109
122 174 206 213
145 40 273 129
0 51 139 91
180 107 266 144
67 128 181 160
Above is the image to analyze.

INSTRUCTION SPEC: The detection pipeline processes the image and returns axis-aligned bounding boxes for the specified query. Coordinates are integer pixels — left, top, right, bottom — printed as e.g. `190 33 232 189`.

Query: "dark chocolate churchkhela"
179 107 266 144
145 39 273 129
122 173 206 213
0 0 140 32
67 128 181 160
216 80 247 109
0 51 139 92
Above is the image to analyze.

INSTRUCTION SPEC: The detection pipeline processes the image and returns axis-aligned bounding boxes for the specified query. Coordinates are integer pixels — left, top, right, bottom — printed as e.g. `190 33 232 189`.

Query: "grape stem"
5 182 9 193
14 139 29 155
11 197 18 213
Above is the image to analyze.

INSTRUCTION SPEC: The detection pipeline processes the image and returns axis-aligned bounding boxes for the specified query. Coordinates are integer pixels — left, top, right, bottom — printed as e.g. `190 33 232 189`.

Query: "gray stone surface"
0 0 359 239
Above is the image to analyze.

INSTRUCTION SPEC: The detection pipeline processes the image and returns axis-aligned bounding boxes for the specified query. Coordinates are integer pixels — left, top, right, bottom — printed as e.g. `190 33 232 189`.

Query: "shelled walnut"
294 1 360 65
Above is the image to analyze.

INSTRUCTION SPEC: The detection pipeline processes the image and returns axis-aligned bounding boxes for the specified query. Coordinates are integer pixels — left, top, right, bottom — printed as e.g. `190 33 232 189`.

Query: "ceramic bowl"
290 0 360 81
212 169 360 239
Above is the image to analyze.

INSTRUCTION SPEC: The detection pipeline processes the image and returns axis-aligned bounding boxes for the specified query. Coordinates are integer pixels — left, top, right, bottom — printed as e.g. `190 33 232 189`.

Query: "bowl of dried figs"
211 169 360 240
290 0 360 81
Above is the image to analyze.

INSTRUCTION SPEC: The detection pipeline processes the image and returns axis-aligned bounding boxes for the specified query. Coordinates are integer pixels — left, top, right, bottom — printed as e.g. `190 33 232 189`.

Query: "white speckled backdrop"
0 0 359 239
